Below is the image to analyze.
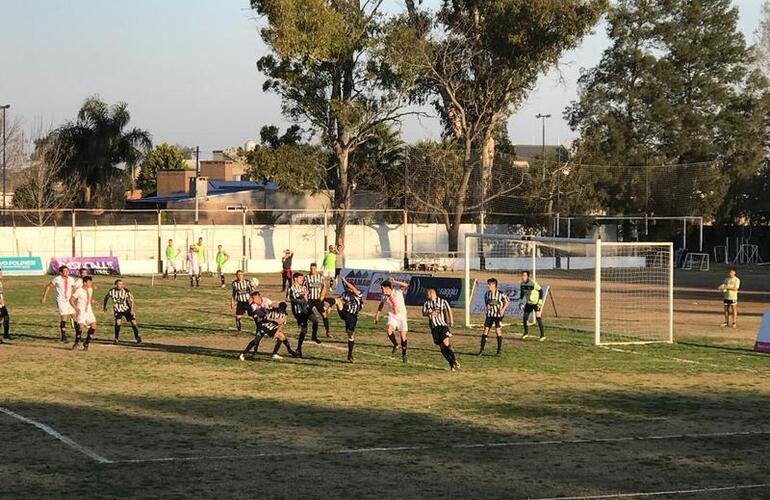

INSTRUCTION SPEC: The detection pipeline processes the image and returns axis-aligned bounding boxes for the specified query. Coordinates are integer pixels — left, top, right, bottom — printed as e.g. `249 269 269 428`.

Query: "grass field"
1 267 770 499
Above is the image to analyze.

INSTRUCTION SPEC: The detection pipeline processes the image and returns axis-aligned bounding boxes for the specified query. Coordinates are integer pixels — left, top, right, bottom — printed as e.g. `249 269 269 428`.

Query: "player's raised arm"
390 278 409 289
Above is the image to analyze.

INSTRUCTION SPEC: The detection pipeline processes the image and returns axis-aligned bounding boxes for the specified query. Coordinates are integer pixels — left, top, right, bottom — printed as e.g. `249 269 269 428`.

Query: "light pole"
536 113 551 181
1 104 9 215
194 145 200 224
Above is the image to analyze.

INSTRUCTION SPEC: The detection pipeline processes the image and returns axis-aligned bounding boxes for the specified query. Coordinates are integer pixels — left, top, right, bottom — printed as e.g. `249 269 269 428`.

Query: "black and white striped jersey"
104 288 134 313
305 273 324 300
423 297 450 328
484 289 509 318
265 308 286 325
287 284 309 315
341 290 363 315
231 279 252 303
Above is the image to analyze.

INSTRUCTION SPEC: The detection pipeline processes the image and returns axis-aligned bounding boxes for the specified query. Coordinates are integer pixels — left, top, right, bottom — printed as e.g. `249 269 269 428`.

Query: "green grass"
0 274 769 499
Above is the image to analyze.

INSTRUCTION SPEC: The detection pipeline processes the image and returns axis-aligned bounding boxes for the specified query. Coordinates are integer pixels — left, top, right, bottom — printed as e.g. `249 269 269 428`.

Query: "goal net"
463 234 673 345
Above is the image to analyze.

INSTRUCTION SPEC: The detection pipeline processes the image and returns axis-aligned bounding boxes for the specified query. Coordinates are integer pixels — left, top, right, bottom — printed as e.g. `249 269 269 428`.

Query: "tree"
756 1 770 77
136 143 188 195
250 0 414 245
49 96 152 207
387 0 606 250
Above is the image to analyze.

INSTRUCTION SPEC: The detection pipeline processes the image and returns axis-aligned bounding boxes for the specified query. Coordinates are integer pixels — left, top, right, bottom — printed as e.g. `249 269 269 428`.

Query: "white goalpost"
463 233 674 345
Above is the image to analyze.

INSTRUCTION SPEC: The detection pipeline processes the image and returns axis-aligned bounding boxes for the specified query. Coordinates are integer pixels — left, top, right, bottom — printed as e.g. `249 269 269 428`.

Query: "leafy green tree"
49 96 152 207
136 143 188 195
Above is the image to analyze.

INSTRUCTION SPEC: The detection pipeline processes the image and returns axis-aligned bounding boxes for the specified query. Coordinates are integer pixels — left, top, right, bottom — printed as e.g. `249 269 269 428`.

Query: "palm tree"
51 96 152 207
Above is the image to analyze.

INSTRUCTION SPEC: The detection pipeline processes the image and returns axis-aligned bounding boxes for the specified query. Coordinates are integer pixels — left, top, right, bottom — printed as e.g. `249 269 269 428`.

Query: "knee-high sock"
2 316 9 337
311 317 319 338
114 323 120 339
220 274 225 286
323 317 330 333
439 345 455 368
60 320 67 337
74 324 82 342
387 332 398 347
297 327 307 352
347 336 355 359
536 317 544 337
401 339 408 361
282 339 296 356
479 334 487 353
242 338 257 354
496 335 503 354
235 317 242 332
85 327 95 345
446 345 457 366
523 316 529 335
252 334 262 353
131 324 140 339
272 339 282 355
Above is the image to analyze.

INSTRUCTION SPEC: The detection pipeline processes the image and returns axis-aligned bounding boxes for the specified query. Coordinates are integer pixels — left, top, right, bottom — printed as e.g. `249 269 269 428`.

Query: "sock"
220 274 225 286
323 317 330 333
297 327 307 352
479 335 487 353
401 339 408 361
114 323 120 340
195 276 200 287
272 340 282 355
523 317 529 336
446 346 457 366
243 339 257 355
282 339 295 356
173 270 177 279
74 324 82 342
60 320 67 337
253 334 262 353
536 317 544 337
131 324 140 339
439 345 452 365
235 317 242 332
387 333 398 347
190 276 194 287
347 338 355 359
496 335 502 354
85 327 95 345
2 316 9 337
311 319 319 339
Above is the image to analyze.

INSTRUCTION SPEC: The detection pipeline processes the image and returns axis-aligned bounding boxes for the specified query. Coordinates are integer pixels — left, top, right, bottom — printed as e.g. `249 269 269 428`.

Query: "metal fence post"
403 209 409 270
242 207 247 272
71 209 76 257
157 210 162 274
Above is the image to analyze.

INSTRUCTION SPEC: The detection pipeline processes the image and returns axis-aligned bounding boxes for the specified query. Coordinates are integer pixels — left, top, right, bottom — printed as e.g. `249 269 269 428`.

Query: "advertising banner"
469 282 550 318
335 269 430 298
366 272 431 301
755 311 770 354
401 276 469 308
49 257 121 276
0 256 45 276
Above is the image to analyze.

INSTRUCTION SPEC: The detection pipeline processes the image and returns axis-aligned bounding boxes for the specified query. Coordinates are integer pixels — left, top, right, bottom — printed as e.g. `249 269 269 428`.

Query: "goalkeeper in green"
518 271 546 341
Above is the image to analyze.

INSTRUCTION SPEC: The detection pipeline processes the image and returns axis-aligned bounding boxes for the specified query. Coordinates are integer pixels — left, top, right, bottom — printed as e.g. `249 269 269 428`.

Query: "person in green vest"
193 238 205 287
322 245 336 288
163 239 180 280
215 245 230 288
518 270 546 342
719 267 741 328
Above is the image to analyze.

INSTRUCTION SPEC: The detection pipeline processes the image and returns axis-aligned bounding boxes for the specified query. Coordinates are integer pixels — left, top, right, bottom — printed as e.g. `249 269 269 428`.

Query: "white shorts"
57 299 75 316
322 269 333 279
387 313 408 332
164 259 177 271
76 309 96 326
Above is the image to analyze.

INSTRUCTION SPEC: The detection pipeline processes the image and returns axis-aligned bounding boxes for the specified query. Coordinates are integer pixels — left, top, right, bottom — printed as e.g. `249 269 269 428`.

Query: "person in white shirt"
41 265 77 342
73 267 89 289
69 276 97 351
374 278 410 363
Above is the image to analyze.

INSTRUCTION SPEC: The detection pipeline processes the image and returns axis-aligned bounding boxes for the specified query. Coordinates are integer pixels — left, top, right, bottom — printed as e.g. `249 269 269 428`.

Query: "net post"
594 237 602 345
668 242 674 343
464 234 471 328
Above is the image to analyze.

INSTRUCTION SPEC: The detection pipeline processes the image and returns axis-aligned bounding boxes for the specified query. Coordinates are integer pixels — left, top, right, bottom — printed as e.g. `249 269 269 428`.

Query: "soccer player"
239 302 297 360
286 272 318 357
306 263 331 338
322 245 336 288
719 267 741 328
374 278 409 363
186 245 199 287
74 267 89 289
215 245 229 288
230 270 254 335
41 265 77 342
281 249 293 292
519 271 546 341
336 276 363 363
422 288 459 371
238 291 274 357
0 269 10 341
478 277 509 356
69 276 97 351
335 243 345 283
103 279 142 344
194 237 206 279
163 239 180 280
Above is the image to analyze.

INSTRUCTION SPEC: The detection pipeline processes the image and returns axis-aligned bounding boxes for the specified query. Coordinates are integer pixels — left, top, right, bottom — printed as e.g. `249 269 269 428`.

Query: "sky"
0 0 764 153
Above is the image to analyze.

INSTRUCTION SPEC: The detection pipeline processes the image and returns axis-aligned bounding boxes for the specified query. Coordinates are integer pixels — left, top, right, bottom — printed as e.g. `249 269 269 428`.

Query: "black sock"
60 320 67 337
74 324 82 342
387 333 398 347
190 277 194 287
401 339 407 361
323 317 330 333
347 338 355 359
220 274 225 286
311 320 319 339
131 324 140 339
297 328 306 351
235 317 242 332
536 317 544 337
114 323 120 340
479 335 487 353
243 339 257 355
85 327 95 345
523 317 529 336
272 340 282 355
253 334 262 352
496 335 502 354
2 317 9 337
282 339 295 356
446 346 457 366
439 345 452 365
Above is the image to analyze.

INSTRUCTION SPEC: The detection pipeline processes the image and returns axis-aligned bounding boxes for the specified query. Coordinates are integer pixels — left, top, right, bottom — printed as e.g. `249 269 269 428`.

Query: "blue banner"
0 256 45 276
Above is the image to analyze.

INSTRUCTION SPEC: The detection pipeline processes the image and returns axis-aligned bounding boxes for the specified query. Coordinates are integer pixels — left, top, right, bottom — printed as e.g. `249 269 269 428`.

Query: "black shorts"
114 310 135 322
335 268 342 277
523 303 540 314
430 325 451 345
484 316 502 329
0 305 8 318
338 310 358 332
235 301 250 316
308 299 326 315
724 299 738 306
293 311 315 328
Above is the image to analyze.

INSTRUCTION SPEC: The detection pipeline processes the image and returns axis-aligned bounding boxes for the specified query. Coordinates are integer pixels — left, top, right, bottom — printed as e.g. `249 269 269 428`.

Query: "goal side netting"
463 234 673 345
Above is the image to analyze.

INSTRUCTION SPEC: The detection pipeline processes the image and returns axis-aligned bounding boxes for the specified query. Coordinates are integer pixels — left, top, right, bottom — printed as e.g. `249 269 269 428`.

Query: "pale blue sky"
0 0 763 152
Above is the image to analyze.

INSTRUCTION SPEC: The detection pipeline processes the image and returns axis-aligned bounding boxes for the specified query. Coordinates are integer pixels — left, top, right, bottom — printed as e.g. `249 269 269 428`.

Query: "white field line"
597 345 761 373
109 429 770 465
532 482 770 500
0 406 113 464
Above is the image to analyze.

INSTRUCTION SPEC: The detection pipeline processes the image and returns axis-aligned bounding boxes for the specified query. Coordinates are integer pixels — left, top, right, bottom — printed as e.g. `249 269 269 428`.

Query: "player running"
423 288 459 371
215 245 229 288
307 263 331 339
0 269 10 341
103 279 142 344
286 272 318 357
41 265 78 342
374 278 410 363
519 271 546 341
239 302 297 360
163 239 180 280
336 276 363 363
230 270 255 335
478 277 509 356
719 268 741 328
69 276 97 351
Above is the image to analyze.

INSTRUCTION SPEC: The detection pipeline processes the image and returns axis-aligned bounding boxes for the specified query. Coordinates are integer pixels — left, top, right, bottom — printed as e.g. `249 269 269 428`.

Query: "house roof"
130 180 278 204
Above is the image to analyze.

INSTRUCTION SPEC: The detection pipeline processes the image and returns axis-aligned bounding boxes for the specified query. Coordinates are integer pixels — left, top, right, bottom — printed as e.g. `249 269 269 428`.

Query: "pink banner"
49 257 121 276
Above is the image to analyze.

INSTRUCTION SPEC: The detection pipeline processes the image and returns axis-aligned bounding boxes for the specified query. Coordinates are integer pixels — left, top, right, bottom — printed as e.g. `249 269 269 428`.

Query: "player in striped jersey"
286 272 319 357
335 276 363 363
422 288 459 370
230 270 254 335
374 278 410 363
306 263 331 339
0 269 10 341
239 302 297 360
103 279 142 344
238 291 274 358
478 277 509 356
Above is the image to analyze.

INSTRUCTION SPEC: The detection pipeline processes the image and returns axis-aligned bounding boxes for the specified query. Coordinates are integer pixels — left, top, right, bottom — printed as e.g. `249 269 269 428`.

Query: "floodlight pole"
194 146 200 224
536 113 551 181
1 104 9 215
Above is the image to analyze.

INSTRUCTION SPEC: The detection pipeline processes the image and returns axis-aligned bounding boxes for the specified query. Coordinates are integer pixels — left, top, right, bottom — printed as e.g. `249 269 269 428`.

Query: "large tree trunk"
446 140 475 253
334 145 352 246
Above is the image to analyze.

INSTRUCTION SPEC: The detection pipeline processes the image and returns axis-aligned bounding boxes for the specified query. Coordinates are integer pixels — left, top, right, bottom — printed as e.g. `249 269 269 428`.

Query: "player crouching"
70 276 97 351
423 288 459 371
336 277 363 363
103 279 142 344
239 301 297 360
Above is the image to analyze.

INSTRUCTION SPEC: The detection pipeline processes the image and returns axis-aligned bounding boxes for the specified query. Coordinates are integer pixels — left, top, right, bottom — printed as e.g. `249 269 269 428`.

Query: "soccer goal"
681 252 710 271
463 233 674 345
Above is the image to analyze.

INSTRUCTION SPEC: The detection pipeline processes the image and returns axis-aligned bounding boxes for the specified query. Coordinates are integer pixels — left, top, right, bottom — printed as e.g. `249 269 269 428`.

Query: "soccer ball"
249 278 260 289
